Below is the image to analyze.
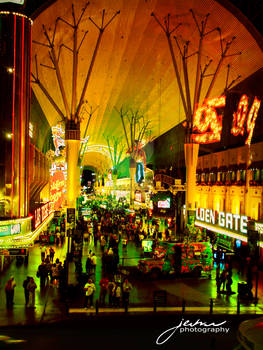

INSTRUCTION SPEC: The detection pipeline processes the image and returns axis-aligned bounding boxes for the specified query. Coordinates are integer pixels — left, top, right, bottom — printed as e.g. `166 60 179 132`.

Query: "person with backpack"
84 278 96 308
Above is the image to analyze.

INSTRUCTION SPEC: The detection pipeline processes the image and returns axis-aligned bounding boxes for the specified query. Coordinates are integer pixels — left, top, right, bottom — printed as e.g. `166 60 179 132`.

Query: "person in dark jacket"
23 276 30 306
37 262 48 288
5 276 16 309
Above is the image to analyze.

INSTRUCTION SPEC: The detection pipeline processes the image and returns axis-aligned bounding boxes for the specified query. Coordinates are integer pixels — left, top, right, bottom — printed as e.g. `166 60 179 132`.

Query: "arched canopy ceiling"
31 0 263 169
81 150 111 173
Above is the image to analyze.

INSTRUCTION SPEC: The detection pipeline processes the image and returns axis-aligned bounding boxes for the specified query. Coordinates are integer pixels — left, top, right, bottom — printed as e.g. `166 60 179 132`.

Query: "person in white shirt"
84 279 96 308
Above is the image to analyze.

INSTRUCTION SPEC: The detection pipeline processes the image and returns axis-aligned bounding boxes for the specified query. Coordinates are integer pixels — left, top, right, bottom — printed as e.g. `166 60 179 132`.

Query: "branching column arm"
151 12 188 120
41 24 71 119
31 71 65 120
76 10 120 120
204 34 239 101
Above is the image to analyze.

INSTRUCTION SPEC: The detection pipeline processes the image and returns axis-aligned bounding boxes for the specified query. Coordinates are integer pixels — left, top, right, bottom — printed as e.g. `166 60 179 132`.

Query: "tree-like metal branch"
31 72 65 120
42 24 71 118
204 36 238 100
151 12 188 119
75 10 120 119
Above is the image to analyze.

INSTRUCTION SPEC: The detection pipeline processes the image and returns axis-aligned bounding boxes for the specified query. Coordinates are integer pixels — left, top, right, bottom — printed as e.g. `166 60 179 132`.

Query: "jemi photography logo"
156 318 230 345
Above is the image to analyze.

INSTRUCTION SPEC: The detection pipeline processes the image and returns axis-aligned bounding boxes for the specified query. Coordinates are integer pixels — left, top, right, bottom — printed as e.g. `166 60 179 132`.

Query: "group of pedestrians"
5 275 37 309
84 276 132 309
37 256 64 289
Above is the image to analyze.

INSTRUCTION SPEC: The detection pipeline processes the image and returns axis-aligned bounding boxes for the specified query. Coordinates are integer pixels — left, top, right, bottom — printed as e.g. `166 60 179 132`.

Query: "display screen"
157 198 171 208
142 240 153 253
0 223 21 237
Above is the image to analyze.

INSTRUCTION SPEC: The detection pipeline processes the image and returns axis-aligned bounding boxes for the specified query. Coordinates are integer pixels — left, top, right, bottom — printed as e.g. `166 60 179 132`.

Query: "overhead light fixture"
7 67 14 74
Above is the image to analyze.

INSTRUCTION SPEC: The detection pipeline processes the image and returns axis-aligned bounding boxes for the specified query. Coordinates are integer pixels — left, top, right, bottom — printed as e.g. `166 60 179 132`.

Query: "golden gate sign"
192 94 261 145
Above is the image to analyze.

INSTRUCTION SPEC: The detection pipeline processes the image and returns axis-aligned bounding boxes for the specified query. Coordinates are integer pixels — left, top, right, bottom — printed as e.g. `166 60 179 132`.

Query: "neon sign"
192 96 226 144
195 207 247 234
231 95 261 145
50 171 65 210
192 94 261 145
34 202 53 229
52 124 65 157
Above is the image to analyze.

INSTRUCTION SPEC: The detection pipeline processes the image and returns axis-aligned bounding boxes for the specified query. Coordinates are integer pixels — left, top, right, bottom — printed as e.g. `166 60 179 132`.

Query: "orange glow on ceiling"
31 0 263 169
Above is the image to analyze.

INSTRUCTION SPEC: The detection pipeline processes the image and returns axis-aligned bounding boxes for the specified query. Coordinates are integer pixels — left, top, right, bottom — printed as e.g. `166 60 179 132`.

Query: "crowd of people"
4 216 67 309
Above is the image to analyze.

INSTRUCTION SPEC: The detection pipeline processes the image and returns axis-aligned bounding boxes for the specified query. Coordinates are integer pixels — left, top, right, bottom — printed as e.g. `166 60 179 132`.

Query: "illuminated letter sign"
196 208 248 234
231 95 261 145
192 96 226 144
35 208 41 228
240 216 247 234
50 171 65 210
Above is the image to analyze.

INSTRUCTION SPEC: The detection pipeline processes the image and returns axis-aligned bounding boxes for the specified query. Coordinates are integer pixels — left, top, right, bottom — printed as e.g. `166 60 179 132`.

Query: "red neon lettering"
231 95 261 145
231 94 248 136
192 96 226 144
246 97 261 145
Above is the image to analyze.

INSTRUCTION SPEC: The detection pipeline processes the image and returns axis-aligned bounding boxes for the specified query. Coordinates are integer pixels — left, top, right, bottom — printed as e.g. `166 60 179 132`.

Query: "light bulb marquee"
192 94 261 145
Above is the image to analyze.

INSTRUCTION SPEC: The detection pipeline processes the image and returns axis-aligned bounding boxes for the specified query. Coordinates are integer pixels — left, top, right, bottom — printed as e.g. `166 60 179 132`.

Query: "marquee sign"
192 94 261 145
195 207 248 234
34 202 53 230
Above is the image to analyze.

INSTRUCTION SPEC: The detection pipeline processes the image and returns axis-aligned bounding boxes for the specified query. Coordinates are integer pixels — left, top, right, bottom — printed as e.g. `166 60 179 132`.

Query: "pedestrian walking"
219 269 227 293
40 245 45 261
49 246 55 262
84 279 96 308
99 277 109 306
37 262 48 288
113 283 121 308
51 263 60 288
27 277 37 308
56 232 60 247
122 278 132 307
108 280 116 306
5 276 16 309
60 232 65 246
85 250 92 274
23 276 30 306
100 235 106 252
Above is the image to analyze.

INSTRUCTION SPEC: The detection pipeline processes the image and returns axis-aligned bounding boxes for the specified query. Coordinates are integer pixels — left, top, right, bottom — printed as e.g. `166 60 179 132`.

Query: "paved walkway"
0 241 68 327
0 237 262 327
